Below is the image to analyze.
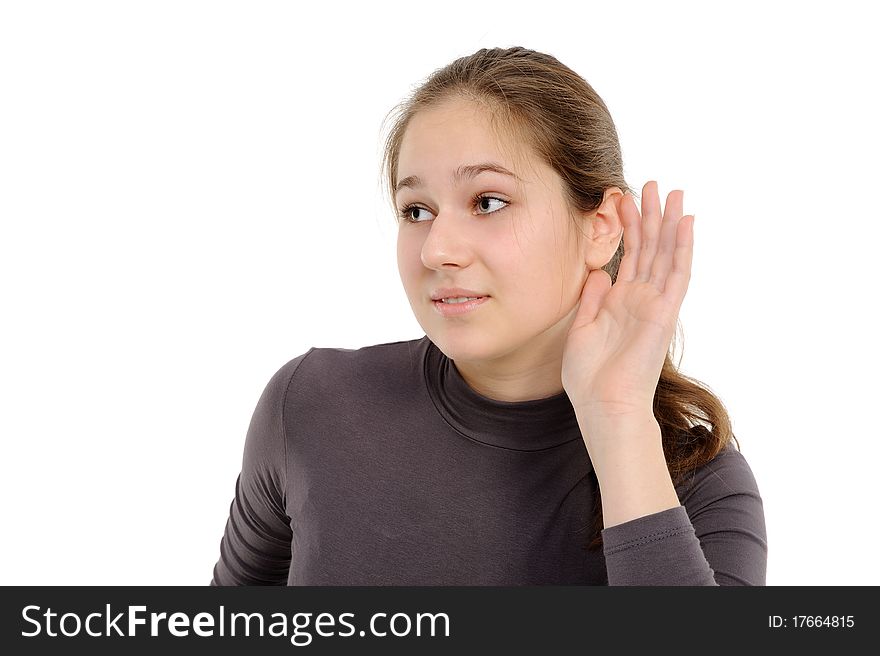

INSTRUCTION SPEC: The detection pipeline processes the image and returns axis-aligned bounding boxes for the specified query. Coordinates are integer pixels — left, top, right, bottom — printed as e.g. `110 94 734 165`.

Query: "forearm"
574 412 680 528
572 412 763 586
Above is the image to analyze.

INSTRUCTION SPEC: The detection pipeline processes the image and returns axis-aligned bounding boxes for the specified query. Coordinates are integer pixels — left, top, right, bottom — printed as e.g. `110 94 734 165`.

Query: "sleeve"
600 442 767 586
209 351 313 586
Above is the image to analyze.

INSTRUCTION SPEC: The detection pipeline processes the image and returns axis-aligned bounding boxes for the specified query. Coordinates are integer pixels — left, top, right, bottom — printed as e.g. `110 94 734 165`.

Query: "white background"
1 0 877 585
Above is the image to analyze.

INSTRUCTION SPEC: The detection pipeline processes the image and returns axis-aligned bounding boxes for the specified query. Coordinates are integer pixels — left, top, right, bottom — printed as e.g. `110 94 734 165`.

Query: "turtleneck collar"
419 335 585 453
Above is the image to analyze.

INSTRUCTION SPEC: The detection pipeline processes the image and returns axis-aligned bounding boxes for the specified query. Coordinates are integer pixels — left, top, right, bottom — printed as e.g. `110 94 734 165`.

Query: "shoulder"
244 339 420 458
260 337 427 410
673 432 768 584
675 435 763 510
301 337 425 369
280 337 426 389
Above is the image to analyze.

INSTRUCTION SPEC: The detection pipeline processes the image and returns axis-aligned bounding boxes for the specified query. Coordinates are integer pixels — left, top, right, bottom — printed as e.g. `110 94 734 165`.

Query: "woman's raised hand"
561 181 695 423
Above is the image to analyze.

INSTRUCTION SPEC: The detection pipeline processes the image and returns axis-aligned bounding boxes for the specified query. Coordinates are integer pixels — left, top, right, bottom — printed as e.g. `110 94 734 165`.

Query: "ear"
579 186 624 270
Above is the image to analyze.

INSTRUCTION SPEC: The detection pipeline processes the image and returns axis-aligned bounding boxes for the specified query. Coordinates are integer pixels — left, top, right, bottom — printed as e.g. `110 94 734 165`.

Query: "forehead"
398 98 532 177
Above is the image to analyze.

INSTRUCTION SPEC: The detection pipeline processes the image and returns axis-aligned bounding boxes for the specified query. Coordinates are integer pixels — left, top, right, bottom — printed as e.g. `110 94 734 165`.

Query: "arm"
210 351 313 586
585 418 767 586
559 183 764 584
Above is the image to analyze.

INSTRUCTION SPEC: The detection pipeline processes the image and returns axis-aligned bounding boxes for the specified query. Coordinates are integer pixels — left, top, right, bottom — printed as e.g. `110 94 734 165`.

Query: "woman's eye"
475 196 508 214
399 206 435 223
398 195 509 223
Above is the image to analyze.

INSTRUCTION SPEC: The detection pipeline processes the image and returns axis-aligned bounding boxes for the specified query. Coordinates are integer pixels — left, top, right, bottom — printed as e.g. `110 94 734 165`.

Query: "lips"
431 295 490 317
430 287 489 301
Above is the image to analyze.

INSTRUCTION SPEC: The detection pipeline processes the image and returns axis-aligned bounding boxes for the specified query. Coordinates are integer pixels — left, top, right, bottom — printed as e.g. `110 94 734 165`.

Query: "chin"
425 326 508 364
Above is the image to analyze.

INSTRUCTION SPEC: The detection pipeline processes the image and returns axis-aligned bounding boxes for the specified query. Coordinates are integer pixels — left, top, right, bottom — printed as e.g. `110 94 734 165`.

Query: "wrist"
579 420 679 528
572 410 679 528
573 408 660 443
574 411 665 475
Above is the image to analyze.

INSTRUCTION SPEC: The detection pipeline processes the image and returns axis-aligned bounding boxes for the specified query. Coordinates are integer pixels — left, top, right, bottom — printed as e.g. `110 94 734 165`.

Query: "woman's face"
396 98 596 366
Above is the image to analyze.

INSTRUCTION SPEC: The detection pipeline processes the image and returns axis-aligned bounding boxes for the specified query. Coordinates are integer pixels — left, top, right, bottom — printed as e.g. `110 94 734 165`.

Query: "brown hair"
379 46 738 550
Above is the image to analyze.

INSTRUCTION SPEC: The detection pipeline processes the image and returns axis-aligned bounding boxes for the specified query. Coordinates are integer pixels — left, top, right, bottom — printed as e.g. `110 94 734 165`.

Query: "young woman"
210 46 767 586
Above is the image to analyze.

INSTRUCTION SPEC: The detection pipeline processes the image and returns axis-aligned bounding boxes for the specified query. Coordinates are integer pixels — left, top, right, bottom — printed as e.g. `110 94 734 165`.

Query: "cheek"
397 235 424 285
504 245 578 313
508 241 563 286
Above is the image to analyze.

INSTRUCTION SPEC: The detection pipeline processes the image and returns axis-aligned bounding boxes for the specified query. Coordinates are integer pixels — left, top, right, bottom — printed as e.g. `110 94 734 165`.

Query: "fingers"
649 188 684 290
616 181 693 302
636 181 663 283
615 191 641 283
570 268 612 330
664 214 694 308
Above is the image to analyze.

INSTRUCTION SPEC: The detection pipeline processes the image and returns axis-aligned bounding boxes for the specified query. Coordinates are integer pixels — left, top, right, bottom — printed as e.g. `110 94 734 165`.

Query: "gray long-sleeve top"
211 336 767 585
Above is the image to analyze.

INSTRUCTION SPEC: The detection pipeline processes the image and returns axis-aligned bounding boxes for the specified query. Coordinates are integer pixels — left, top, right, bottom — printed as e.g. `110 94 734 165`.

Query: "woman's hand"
561 181 695 424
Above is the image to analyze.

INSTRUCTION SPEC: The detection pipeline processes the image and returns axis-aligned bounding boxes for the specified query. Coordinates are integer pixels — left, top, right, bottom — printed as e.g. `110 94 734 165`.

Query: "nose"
420 212 475 271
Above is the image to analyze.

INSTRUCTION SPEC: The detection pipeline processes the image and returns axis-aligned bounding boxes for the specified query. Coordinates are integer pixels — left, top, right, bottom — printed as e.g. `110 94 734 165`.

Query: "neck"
452 311 575 402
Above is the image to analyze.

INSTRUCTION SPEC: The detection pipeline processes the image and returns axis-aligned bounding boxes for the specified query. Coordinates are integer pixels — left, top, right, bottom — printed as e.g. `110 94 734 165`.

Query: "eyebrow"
395 162 523 193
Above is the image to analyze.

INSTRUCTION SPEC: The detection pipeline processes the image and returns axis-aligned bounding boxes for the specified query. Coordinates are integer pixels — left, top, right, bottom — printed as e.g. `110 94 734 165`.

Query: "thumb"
571 268 612 331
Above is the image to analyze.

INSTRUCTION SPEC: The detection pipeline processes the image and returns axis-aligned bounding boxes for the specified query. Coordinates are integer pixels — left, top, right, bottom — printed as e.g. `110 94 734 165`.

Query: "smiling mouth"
436 296 485 304
431 296 490 316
